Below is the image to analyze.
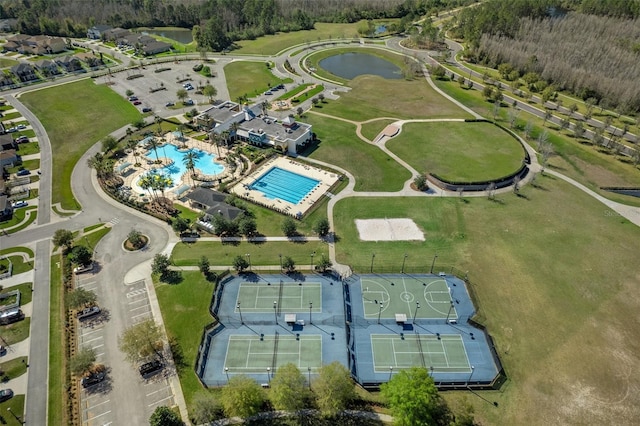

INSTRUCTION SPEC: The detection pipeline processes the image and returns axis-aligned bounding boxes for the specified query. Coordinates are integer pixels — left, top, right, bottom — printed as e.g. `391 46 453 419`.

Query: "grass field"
0 394 25 426
0 207 37 233
318 75 472 122
20 79 141 210
303 113 411 192
171 241 329 268
233 22 362 55
360 119 396 142
154 272 217 409
0 283 32 306
387 121 525 182
224 61 291 102
0 356 28 380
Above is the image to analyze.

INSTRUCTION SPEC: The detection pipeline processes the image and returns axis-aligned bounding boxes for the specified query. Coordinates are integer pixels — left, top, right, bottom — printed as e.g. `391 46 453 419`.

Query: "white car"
11 201 27 208
73 263 94 274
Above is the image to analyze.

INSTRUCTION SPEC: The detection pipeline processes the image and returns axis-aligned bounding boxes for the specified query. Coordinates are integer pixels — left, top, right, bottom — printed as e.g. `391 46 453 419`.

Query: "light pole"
430 252 438 274
377 302 383 324
467 365 475 385
267 367 271 384
401 253 408 274
7 407 19 422
225 367 230 383
246 253 251 271
413 301 420 323
309 301 313 324
310 251 315 271
370 253 375 273
237 302 244 325
273 301 277 324
308 366 311 388
430 365 434 377
389 366 393 381
446 300 454 324
279 253 283 271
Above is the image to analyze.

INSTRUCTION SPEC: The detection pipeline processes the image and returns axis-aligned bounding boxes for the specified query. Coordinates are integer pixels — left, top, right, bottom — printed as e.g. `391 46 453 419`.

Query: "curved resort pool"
143 144 225 187
249 167 320 204
319 53 403 80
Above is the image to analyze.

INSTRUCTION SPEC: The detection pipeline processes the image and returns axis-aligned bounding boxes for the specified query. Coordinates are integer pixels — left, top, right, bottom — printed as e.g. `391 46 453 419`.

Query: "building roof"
184 187 228 207
0 149 17 159
0 194 9 211
204 203 243 221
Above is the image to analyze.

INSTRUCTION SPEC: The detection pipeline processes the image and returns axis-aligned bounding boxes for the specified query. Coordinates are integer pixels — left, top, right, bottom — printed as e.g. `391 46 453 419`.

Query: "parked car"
264 91 272 96
77 306 101 321
16 169 30 176
81 371 106 388
0 389 13 403
165 102 175 107
142 107 152 113
73 263 94 274
133 100 142 105
128 96 138 101
11 201 27 208
0 346 6 356
139 360 163 377
0 309 23 325
16 124 26 130
184 99 194 106
15 136 29 143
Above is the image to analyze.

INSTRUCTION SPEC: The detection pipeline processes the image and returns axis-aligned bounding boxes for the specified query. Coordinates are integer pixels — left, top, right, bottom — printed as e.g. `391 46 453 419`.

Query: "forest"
451 0 640 113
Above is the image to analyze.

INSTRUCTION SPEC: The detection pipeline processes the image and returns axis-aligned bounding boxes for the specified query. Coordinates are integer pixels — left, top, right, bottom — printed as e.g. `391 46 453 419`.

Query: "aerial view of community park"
1 0 640 425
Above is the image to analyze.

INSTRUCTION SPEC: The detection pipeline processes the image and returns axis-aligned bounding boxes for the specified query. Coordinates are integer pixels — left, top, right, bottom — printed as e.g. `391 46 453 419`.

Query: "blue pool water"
250 167 320 204
145 144 224 186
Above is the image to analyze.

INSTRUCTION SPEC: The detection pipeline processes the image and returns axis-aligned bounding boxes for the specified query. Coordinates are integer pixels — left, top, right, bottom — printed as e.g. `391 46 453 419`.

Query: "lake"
319 53 403 80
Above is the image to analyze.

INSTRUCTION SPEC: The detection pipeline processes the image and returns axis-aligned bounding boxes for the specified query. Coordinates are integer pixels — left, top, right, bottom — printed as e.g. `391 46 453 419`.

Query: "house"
0 150 19 168
184 187 243 221
142 40 172 56
10 63 37 82
0 74 13 88
75 52 103 68
87 25 112 40
103 28 132 44
3 34 66 55
0 134 16 151
0 195 12 222
56 55 83 72
34 59 60 76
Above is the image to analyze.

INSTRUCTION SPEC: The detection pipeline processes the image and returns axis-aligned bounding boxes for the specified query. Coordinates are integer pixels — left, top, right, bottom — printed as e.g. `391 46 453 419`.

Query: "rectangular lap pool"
249 166 320 204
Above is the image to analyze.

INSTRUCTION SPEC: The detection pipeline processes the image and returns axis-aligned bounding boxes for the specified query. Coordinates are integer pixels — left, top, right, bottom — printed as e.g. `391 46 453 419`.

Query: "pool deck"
230 157 340 217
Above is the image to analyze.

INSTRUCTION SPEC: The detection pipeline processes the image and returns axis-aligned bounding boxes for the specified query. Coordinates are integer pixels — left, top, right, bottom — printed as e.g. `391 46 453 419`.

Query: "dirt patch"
355 218 424 241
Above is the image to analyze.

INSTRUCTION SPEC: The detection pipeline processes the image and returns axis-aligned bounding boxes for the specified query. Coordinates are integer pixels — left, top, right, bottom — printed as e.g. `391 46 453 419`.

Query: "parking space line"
128 298 147 305
132 312 150 320
82 399 110 410
145 388 168 397
129 304 150 312
85 410 112 421
148 395 174 407
90 344 104 350
81 328 103 337
81 336 103 344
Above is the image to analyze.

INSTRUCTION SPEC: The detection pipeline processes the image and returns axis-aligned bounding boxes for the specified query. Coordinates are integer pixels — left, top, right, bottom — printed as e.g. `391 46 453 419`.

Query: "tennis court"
236 281 322 313
361 276 457 320
224 334 322 373
371 333 470 373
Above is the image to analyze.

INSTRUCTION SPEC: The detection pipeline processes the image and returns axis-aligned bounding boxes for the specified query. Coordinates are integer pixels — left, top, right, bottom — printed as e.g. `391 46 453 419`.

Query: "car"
142 107 152 113
182 82 192 88
264 91 272 95
16 168 30 176
133 100 142 105
139 360 163 377
0 346 6 356
0 389 13 403
185 86 194 91
16 124 26 130
165 102 175 107
81 371 106 388
0 309 23 325
11 201 27 208
6 127 16 133
184 99 194 106
15 136 29 143
128 96 138 101
73 263 94 274
77 306 101 321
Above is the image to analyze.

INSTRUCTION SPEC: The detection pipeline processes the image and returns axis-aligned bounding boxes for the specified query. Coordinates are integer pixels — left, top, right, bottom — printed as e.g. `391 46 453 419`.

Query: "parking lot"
94 59 230 116
76 276 175 425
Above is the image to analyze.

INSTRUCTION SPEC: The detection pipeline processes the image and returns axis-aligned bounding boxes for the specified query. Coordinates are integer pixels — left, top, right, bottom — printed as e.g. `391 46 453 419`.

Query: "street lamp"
225 367 230 383
310 251 316 272
237 302 244 325
413 301 420 323
389 366 393 381
309 301 313 324
279 253 283 271
467 365 475 385
246 253 251 271
377 302 383 324
308 366 311 388
7 407 19 422
370 253 376 273
267 367 271 384
430 252 438 274
446 300 454 324
401 253 408 274
273 301 278 323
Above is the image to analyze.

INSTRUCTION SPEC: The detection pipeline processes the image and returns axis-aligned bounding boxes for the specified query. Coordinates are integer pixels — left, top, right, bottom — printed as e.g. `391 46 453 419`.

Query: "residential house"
141 40 172 56
103 28 132 44
0 134 16 151
0 150 19 168
184 187 243 221
75 52 103 68
3 34 66 55
56 55 83 72
10 63 37 82
87 25 112 40
0 195 12 222
34 59 60 76
0 74 13 88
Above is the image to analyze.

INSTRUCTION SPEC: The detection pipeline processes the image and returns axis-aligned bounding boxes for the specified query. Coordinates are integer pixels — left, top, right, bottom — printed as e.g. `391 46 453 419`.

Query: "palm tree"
203 84 217 103
261 100 269 116
138 174 156 201
209 131 222 158
229 122 239 143
148 137 161 163
221 130 231 148
127 139 140 166
183 150 199 185
155 115 163 135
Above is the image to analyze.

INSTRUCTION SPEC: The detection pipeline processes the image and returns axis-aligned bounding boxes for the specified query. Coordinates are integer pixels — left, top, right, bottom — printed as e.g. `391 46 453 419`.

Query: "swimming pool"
145 144 224 186
249 166 320 204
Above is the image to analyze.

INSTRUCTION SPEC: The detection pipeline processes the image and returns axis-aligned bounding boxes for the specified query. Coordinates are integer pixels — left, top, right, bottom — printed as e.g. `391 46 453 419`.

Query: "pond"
319 53 403 80
143 28 193 44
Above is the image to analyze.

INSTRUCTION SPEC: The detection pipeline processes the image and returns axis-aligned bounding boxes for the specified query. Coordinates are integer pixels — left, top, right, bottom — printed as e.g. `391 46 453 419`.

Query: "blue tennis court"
249 166 320 204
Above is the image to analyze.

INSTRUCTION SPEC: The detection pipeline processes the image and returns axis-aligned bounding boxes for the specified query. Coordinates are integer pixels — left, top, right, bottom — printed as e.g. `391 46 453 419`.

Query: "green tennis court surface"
224 334 322 372
371 333 470 373
236 281 322 312
361 276 456 319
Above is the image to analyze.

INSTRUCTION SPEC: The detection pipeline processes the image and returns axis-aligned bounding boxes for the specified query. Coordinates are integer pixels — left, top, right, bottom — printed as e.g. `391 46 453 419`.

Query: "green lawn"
360 119 396 142
0 58 19 68
304 113 411 191
0 252 33 274
0 356 28 380
0 317 30 345
0 283 32 305
233 22 363 55
83 223 104 233
0 207 37 233
0 246 34 258
224 61 291 102
16 141 39 155
276 83 313 101
48 255 65 426
171 240 330 268
387 121 525 182
7 159 39 173
19 79 142 210
0 394 25 426
153 272 217 408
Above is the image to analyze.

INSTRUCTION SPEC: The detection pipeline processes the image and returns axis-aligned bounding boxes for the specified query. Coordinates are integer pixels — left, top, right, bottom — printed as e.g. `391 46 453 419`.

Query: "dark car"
139 360 163 377
81 371 106 388
77 306 101 321
165 102 175 107
133 100 142 105
0 309 23 325
142 107 152 113
129 96 138 101
16 168 30 176
0 389 13 403
15 136 29 143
